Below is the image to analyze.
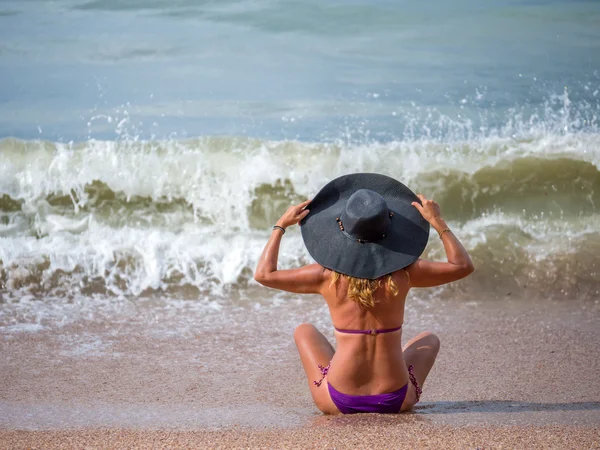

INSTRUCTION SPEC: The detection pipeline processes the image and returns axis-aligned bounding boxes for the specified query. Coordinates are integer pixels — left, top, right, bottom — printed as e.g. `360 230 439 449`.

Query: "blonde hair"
330 271 398 309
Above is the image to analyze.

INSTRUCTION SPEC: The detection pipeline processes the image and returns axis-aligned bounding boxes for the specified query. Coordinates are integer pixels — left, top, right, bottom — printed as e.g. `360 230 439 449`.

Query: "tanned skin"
255 195 474 414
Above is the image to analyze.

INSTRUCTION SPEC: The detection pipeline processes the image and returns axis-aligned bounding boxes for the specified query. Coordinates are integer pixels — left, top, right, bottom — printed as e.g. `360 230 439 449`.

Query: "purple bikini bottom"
328 382 408 414
316 364 422 414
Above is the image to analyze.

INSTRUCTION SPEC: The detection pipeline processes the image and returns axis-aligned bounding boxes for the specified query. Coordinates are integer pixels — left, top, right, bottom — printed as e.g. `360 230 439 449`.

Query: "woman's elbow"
461 261 475 278
254 272 266 285
253 271 271 286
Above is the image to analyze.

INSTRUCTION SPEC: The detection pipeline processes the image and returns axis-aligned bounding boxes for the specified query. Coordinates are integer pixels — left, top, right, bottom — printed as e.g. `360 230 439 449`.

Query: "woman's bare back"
322 269 412 395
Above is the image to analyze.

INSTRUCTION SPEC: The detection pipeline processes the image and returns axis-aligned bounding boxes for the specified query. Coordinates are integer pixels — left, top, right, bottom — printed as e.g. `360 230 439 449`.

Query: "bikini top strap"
334 325 402 336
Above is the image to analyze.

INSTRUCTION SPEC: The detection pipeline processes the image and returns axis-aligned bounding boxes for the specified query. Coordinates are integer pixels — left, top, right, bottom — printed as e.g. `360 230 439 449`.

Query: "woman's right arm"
254 200 328 294
406 194 475 288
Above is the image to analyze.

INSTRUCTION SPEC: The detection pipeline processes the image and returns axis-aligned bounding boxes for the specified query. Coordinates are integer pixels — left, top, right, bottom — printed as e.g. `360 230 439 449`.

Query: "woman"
254 173 474 414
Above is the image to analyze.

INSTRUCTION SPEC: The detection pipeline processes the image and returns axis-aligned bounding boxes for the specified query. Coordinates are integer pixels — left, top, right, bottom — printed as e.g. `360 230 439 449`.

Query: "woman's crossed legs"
293 323 440 414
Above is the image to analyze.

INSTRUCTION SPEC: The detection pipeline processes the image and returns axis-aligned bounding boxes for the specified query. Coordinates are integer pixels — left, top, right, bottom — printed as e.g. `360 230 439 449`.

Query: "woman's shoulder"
387 267 411 284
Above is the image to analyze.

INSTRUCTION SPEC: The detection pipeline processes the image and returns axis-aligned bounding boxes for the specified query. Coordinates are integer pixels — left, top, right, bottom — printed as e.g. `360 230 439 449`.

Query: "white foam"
1 92 599 301
0 323 45 333
1 132 599 231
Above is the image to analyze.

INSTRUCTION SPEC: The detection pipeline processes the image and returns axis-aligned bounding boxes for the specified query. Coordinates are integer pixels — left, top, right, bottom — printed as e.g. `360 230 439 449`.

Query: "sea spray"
1 132 599 302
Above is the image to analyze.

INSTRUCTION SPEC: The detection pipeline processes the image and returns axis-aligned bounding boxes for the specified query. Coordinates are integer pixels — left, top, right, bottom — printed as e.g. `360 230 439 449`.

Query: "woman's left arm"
254 200 327 294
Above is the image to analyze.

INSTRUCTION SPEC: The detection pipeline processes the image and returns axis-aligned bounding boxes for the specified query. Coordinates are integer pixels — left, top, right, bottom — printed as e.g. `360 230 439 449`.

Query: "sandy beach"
2 293 599 449
3 0 600 447
3 424 599 449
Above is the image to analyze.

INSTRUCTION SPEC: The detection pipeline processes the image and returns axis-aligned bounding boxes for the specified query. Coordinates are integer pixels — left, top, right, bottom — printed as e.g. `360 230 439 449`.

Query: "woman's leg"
400 331 440 411
293 323 339 414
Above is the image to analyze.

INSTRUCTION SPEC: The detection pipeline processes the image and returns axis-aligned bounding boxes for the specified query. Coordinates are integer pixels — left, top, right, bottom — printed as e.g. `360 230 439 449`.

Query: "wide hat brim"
300 173 430 279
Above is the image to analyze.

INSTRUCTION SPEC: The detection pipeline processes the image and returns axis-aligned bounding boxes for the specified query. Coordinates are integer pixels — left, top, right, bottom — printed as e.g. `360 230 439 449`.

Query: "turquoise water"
1 0 599 141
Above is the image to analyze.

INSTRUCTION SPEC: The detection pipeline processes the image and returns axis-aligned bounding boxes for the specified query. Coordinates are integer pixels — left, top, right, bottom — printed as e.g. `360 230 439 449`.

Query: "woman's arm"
407 194 475 288
254 200 327 294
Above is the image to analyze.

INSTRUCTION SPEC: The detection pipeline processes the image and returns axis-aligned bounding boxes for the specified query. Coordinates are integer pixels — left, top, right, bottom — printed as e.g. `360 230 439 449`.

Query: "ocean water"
1 0 600 327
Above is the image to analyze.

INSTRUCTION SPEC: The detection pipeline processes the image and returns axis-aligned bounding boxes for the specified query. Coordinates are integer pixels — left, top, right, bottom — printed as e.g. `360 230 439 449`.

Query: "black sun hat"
300 173 430 280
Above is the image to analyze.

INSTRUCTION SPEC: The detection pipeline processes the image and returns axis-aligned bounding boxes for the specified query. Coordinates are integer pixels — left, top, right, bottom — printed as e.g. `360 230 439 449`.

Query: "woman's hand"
407 194 475 287
276 199 311 229
411 194 443 226
255 198 326 294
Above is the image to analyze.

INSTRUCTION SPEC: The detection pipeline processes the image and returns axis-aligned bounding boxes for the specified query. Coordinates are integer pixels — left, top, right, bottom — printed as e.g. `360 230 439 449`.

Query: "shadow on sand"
415 401 600 414
310 401 600 428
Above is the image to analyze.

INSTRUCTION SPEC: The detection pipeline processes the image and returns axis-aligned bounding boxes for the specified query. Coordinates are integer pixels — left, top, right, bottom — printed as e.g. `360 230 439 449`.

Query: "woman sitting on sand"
254 173 474 414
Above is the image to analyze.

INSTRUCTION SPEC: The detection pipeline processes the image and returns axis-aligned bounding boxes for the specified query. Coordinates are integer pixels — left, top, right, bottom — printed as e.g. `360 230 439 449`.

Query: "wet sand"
1 293 599 448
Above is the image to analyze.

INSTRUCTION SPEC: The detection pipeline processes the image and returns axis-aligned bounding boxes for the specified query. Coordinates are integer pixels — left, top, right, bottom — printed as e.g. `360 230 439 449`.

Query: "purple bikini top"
334 325 402 336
